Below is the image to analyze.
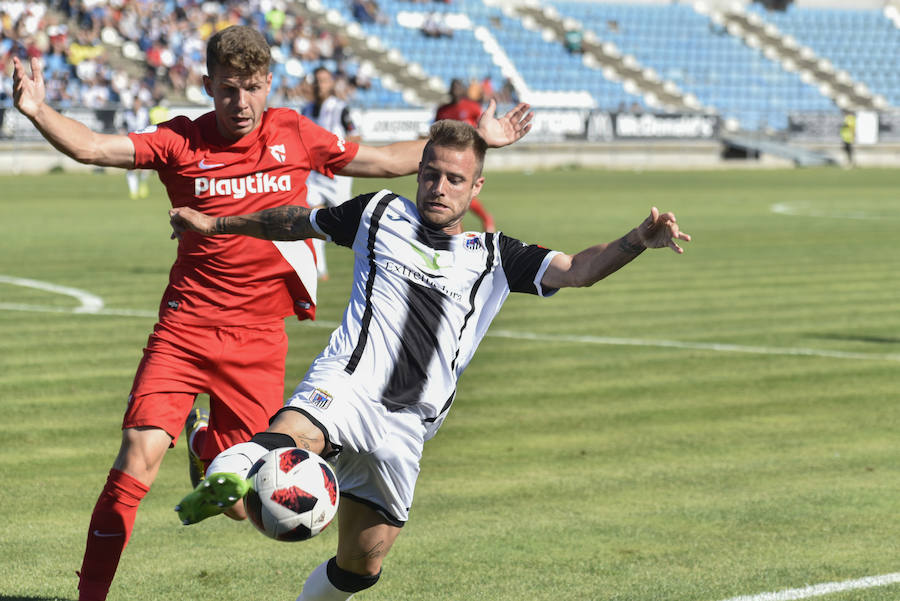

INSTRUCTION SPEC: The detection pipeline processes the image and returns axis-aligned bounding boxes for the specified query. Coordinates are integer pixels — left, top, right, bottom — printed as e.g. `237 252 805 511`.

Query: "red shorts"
124 320 288 462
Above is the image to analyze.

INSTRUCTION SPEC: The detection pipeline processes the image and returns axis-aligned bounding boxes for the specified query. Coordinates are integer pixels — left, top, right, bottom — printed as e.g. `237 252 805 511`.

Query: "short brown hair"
206 26 271 77
426 120 488 177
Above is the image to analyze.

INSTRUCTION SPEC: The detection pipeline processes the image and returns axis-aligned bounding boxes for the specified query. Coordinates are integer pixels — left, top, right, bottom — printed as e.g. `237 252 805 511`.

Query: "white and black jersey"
302 96 357 208
304 189 560 438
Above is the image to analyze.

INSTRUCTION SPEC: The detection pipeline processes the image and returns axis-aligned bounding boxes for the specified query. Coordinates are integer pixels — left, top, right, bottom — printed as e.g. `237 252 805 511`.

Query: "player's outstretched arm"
476 99 533 148
169 206 326 241
12 57 135 168
341 138 428 178
542 207 691 289
339 101 534 178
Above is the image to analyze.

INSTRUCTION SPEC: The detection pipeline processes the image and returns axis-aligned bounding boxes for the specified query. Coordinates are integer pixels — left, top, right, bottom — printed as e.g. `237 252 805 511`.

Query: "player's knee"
327 557 381 593
113 427 171 481
268 408 329 455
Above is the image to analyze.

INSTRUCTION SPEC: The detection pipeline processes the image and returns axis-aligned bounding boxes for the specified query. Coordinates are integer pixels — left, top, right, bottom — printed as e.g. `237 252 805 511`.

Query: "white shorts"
286 377 425 526
306 172 354 209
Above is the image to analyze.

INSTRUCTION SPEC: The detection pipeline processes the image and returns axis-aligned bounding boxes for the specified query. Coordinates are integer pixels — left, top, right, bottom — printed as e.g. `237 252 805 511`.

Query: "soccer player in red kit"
11 25 533 601
435 78 496 231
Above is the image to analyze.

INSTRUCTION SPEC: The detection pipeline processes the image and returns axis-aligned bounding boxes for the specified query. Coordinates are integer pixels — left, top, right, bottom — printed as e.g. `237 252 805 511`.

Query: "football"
244 447 339 542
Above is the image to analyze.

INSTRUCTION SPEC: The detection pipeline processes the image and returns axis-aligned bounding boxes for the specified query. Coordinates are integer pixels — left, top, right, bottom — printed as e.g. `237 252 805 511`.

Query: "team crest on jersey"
308 388 333 409
268 144 286 163
464 233 483 251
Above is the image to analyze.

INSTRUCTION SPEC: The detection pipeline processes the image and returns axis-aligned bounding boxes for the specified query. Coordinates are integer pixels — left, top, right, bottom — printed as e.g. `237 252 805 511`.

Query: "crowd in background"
0 0 361 113
0 0 514 138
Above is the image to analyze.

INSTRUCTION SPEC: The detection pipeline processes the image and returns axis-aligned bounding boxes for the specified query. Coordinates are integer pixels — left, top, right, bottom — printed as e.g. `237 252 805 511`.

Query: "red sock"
468 197 495 232
77 469 149 601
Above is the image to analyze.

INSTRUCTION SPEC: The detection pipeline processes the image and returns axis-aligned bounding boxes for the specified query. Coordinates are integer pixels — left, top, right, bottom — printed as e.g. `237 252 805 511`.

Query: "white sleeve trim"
534 250 562 297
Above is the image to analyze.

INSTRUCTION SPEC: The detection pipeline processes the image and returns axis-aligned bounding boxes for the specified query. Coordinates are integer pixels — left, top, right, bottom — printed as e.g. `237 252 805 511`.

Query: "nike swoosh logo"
93 530 125 538
386 214 409 222
198 159 225 169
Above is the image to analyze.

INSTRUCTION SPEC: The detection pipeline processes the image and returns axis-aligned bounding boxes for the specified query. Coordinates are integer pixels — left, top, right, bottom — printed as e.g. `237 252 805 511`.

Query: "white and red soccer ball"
244 447 339 542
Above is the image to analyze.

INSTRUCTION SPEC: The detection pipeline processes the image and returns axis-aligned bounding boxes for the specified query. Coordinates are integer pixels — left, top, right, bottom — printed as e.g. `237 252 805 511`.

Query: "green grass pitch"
1 166 899 601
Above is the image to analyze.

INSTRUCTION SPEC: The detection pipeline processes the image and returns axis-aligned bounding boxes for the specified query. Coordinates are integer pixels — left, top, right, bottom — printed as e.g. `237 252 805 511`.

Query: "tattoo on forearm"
259 205 313 240
215 217 226 234
618 233 646 255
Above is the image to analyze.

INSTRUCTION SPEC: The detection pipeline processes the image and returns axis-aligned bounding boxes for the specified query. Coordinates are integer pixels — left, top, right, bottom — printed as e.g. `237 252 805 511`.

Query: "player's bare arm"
475 99 534 148
342 139 429 178
542 207 691 289
339 101 533 178
169 205 326 241
12 56 135 168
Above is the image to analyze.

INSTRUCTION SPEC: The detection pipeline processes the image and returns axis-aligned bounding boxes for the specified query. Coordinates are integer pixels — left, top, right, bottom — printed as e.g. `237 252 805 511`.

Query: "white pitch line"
4 276 900 363
0 274 104 313
487 329 900 362
716 572 900 601
770 202 891 221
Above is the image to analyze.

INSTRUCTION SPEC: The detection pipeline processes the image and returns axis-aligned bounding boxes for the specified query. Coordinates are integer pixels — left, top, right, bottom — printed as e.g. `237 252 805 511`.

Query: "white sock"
126 171 139 195
205 441 268 480
313 237 328 277
296 560 354 601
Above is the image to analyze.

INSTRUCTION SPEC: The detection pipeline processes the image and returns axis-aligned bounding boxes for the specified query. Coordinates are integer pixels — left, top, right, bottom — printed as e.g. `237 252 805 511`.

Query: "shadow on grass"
812 333 900 345
0 596 72 601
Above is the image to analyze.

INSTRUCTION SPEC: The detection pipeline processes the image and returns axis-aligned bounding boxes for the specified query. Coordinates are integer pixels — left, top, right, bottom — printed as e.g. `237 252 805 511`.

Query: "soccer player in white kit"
170 120 691 600
302 66 362 279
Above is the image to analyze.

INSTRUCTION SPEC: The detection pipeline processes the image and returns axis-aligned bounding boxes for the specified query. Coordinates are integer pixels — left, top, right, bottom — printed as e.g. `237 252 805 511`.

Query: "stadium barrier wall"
2 107 899 172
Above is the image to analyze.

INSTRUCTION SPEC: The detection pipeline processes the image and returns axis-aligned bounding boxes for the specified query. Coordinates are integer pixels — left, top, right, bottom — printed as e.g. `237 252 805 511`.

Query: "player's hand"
476 99 533 148
637 207 691 254
169 207 217 240
12 57 46 119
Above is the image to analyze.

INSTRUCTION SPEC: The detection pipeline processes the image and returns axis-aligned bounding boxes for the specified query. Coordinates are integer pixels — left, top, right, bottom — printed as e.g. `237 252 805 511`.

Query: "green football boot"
175 473 250 525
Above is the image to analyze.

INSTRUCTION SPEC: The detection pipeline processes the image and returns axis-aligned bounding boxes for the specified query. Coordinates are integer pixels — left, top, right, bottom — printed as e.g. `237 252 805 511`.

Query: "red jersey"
129 107 359 326
435 98 483 127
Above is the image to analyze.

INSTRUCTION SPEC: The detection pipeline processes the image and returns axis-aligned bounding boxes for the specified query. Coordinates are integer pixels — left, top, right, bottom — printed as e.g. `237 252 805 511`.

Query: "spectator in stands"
82 75 111 108
19 0 352 112
564 28 583 54
352 0 386 25
422 11 452 38
435 78 496 232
